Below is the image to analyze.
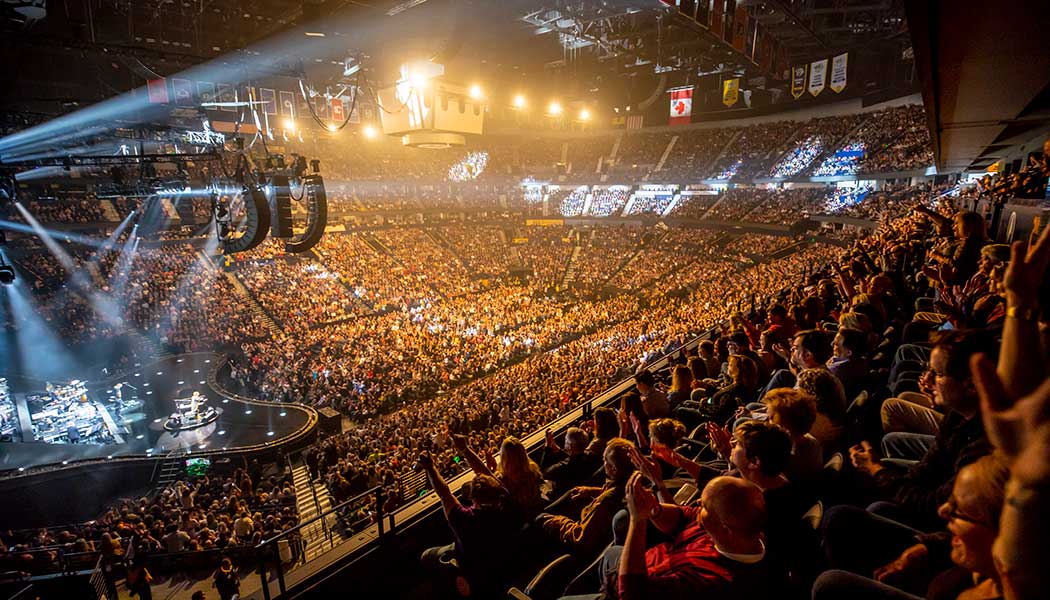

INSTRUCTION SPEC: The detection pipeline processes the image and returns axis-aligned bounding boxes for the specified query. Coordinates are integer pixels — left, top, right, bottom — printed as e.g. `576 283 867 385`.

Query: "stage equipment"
317 407 342 436
165 391 219 431
0 255 15 285
376 62 484 149
214 185 271 254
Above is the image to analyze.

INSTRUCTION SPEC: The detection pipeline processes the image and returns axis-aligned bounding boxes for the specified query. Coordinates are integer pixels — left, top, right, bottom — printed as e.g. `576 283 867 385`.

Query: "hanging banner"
331 97 346 122
808 58 828 97
790 65 807 99
668 86 693 125
722 78 740 107
279 90 296 117
732 5 748 52
147 78 169 104
217 84 236 112
830 52 848 93
197 82 216 105
710 0 724 38
172 78 194 106
260 88 278 115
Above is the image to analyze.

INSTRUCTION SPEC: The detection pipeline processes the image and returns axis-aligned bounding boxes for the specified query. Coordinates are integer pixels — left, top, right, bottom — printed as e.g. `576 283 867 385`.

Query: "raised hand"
629 445 663 487
624 472 659 522
706 422 732 458
874 543 929 586
1004 224 1050 305
650 443 676 466
849 440 883 475
971 355 1050 485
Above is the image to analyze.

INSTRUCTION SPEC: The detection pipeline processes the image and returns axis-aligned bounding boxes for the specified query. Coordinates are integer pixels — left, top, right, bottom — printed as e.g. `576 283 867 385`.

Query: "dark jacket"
873 410 989 528
544 453 600 497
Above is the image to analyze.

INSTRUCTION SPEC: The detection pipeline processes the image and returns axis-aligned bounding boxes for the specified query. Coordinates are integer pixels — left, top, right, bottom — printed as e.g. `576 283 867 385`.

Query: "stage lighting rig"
0 232 13 285
0 257 14 285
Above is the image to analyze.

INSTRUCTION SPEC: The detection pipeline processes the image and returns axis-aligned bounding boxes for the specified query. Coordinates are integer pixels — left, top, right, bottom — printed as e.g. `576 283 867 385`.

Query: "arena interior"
1 1 1049 599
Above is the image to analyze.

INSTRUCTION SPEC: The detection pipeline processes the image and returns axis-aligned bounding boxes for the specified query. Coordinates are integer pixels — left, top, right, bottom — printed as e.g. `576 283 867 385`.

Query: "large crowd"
7 96 1050 600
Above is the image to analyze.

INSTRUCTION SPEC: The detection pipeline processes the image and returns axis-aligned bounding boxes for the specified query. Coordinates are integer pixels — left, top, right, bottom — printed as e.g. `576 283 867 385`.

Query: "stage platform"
0 352 316 473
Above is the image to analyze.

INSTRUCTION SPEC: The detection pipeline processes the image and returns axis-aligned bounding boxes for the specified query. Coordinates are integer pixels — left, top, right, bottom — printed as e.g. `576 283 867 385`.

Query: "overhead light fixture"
408 72 428 89
283 118 296 131
327 123 339 133
513 94 526 109
0 256 15 285
548 101 562 115
578 109 591 121
305 31 325 37
363 125 377 139
469 84 483 100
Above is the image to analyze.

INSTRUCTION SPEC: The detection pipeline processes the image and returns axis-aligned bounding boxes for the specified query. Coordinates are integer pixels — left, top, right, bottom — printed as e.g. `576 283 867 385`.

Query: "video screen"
186 457 211 477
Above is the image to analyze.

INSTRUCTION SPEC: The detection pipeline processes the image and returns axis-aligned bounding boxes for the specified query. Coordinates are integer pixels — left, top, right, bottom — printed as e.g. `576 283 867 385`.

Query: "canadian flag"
669 87 693 125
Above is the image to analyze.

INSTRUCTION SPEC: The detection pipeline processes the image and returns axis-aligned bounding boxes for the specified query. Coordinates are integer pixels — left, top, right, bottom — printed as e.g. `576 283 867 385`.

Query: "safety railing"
254 486 383 600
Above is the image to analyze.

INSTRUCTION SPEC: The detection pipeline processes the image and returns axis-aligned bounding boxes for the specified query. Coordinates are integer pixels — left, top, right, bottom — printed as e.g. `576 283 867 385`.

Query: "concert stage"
0 352 316 474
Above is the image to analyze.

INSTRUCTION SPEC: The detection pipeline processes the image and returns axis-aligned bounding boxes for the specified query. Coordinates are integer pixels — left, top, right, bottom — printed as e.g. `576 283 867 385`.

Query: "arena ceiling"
2 1 912 120
906 1 1050 172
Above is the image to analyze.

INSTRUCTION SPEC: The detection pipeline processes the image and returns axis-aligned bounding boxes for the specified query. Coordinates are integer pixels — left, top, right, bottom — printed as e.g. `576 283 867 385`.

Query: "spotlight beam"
0 219 111 249
0 2 429 155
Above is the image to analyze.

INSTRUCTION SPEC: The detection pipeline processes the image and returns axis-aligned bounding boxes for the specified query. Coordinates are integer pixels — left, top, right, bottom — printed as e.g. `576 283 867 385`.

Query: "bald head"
700 477 766 539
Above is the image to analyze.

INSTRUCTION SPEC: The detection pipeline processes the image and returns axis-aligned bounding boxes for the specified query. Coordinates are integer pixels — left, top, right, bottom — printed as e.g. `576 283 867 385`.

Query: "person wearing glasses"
812 453 1010 600
836 329 994 532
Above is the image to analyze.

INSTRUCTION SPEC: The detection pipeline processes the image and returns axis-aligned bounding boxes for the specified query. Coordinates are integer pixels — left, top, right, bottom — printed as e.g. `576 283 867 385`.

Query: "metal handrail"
254 485 383 600
257 486 381 550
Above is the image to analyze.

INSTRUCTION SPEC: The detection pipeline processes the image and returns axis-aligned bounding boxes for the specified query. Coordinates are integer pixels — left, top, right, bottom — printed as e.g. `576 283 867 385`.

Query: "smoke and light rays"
0 218 110 249
0 0 429 157
13 202 124 327
94 211 138 258
108 225 142 299
3 276 81 379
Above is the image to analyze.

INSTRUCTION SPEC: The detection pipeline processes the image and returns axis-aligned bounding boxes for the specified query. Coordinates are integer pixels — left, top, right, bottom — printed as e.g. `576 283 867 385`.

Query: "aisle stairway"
559 245 582 289
217 260 281 334
651 135 679 177
291 463 346 562
705 129 742 176
100 200 120 222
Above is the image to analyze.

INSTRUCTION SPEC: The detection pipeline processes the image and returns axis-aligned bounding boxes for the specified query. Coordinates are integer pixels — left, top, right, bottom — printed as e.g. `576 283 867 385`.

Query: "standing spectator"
634 370 670 418
126 556 153 600
213 557 239 600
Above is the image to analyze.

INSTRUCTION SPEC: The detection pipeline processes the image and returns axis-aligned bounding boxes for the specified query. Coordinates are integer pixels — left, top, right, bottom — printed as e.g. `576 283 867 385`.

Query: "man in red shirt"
609 474 770 600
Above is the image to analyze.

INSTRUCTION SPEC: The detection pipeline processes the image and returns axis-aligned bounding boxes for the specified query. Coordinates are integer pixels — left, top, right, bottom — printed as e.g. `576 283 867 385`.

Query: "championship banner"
808 58 828 97
710 0 724 38
217 84 236 112
668 86 693 125
279 90 296 117
722 78 740 107
171 78 194 106
830 52 848 93
147 78 169 104
790 65 807 99
197 82 216 105
260 88 278 115
331 97 346 122
732 5 748 52
313 95 329 119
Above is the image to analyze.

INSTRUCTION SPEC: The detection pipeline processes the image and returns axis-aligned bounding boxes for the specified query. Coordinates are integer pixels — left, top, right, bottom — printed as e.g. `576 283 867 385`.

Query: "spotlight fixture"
0 256 15 285
578 109 591 121
513 95 526 109
548 101 563 115
468 85 483 100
